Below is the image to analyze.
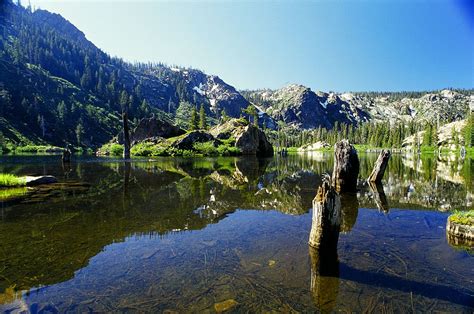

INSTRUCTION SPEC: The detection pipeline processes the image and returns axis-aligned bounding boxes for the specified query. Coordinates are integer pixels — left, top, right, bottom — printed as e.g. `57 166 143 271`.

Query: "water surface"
0 153 472 312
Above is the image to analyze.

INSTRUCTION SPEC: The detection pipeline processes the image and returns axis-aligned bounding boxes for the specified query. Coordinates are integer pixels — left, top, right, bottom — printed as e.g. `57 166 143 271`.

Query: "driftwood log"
332 140 359 193
309 178 341 249
368 149 391 183
122 111 131 159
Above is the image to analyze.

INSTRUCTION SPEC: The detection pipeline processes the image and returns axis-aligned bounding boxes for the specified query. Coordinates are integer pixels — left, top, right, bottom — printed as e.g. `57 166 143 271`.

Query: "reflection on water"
0 154 473 312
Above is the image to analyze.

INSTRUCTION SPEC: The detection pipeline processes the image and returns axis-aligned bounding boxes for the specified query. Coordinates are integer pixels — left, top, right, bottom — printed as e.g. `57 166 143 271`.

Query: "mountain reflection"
0 153 472 302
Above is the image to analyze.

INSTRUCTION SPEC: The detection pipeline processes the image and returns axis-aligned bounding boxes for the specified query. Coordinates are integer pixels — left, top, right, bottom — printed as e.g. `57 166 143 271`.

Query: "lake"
0 153 473 312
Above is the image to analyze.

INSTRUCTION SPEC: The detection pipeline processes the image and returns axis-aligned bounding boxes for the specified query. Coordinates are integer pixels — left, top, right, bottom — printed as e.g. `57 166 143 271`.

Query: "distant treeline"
265 110 474 149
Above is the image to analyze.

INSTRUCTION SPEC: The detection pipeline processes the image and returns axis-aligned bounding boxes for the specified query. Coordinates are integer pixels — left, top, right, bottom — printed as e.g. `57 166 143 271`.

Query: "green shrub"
449 210 474 226
110 143 124 156
131 142 154 156
182 150 198 157
193 141 218 156
217 144 241 156
14 145 63 153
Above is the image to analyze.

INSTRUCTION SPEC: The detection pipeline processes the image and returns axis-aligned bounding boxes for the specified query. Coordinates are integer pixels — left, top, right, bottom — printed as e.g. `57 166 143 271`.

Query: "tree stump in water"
332 140 359 193
308 176 341 311
368 149 391 183
309 178 341 249
122 111 131 159
62 147 71 162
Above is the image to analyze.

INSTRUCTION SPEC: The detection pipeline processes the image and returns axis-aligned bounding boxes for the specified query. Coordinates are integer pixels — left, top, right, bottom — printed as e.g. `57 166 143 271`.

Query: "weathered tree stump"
332 140 359 193
308 176 341 311
368 149 391 183
368 181 389 213
309 178 341 249
122 112 131 159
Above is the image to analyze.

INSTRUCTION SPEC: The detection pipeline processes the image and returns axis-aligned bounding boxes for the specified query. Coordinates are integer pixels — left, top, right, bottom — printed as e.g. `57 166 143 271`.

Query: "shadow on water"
0 154 472 311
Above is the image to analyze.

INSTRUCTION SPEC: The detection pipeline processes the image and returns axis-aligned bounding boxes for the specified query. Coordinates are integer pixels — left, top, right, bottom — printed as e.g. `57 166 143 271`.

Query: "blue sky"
29 0 473 92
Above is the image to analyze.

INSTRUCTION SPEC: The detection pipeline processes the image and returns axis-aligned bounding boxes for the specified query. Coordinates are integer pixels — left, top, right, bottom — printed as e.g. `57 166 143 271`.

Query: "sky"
28 0 474 92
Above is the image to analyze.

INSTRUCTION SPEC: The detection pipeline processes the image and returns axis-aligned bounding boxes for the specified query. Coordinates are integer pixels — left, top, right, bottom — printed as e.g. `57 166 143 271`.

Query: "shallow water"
0 153 472 312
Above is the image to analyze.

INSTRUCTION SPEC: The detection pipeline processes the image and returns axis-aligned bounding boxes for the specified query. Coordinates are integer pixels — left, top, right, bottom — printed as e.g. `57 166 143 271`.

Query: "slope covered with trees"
0 0 249 150
0 0 471 153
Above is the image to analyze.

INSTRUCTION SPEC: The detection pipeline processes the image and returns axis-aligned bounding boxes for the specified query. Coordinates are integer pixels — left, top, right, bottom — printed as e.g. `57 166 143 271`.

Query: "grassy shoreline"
0 174 26 187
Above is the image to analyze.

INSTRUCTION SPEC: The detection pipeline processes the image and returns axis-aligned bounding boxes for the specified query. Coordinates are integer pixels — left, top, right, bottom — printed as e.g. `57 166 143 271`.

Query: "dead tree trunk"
309 178 341 249
122 111 131 159
368 149 391 183
62 147 71 163
308 177 341 311
332 140 359 193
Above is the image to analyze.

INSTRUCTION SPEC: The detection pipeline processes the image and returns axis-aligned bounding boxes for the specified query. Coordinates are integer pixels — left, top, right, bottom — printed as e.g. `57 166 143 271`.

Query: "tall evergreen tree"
199 103 207 130
76 120 84 145
464 110 474 148
189 106 198 131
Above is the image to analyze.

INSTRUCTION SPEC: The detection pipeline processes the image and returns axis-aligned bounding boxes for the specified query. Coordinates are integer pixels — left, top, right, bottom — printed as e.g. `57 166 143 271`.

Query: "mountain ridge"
0 1 472 149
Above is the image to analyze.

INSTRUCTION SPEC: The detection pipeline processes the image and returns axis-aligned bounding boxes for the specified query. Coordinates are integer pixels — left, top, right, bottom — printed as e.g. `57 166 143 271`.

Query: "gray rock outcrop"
171 131 218 150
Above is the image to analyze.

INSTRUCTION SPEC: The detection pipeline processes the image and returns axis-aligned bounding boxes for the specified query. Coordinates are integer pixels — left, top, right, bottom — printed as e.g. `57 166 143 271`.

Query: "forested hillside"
0 0 471 151
0 0 248 149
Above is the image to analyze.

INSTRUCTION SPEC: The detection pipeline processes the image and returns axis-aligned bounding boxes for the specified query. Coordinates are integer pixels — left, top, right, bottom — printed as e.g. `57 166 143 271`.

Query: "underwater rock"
214 299 238 313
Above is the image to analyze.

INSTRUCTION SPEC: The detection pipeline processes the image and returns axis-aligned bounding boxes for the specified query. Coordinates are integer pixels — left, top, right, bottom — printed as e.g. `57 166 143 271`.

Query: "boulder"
117 117 186 145
24 175 58 186
210 118 248 140
298 141 330 152
210 118 274 156
235 124 274 157
172 131 218 150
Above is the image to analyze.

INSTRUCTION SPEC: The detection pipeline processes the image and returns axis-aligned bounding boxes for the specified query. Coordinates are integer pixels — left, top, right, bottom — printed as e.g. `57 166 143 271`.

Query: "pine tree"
422 123 433 147
432 123 438 148
221 109 228 123
76 120 84 145
57 101 67 122
119 90 129 112
464 110 474 148
199 103 207 130
190 106 198 131
243 104 258 126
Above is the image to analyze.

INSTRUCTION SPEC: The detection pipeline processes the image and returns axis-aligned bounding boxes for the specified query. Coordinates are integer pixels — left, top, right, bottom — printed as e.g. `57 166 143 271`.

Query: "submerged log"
122 112 131 159
332 140 359 193
309 177 341 249
368 181 389 213
368 149 391 183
